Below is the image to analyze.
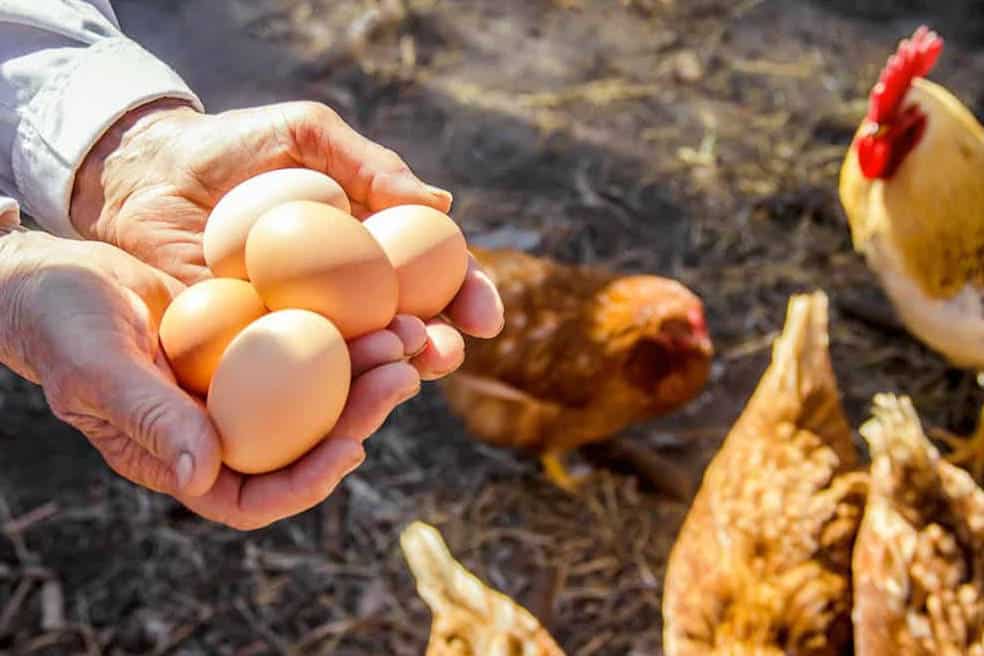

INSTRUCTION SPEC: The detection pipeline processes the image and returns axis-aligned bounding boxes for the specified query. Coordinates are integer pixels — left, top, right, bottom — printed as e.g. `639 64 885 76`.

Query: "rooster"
440 246 713 492
839 26 984 480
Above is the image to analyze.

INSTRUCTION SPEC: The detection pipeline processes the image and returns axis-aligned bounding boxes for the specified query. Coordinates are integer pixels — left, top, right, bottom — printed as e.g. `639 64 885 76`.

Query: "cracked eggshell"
204 168 350 279
207 309 351 474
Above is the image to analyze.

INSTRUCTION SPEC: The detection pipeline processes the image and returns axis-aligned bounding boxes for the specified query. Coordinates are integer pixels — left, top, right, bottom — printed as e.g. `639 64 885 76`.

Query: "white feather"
864 233 984 371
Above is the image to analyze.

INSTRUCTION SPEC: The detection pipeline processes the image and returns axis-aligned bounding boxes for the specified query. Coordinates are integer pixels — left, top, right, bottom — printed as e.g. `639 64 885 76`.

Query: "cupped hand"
70 99 504 379
0 230 425 529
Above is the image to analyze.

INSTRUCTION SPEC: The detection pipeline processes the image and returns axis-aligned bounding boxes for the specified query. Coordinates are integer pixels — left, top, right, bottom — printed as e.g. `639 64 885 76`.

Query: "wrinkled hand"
70 99 504 379
0 230 426 529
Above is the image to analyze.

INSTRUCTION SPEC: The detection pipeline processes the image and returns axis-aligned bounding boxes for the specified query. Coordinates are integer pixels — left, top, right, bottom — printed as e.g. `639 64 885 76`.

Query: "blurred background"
2 0 984 653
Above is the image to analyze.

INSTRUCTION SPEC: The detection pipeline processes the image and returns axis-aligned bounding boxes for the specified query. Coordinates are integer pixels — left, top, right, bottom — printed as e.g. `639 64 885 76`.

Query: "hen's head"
594 276 713 413
855 26 943 180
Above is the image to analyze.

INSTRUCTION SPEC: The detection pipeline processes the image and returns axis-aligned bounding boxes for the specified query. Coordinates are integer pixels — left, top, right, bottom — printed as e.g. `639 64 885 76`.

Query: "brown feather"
662 291 867 655
441 246 712 454
853 394 984 655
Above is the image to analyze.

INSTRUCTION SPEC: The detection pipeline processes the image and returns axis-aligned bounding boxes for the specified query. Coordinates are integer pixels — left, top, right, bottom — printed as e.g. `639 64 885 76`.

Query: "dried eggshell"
204 168 350 279
245 201 399 339
363 205 469 319
207 309 351 474
158 278 267 397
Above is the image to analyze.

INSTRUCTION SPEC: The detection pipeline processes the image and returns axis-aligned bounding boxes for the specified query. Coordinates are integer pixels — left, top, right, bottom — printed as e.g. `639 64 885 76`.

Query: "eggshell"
158 278 267 397
203 168 350 279
207 309 351 474
363 205 469 319
245 201 399 339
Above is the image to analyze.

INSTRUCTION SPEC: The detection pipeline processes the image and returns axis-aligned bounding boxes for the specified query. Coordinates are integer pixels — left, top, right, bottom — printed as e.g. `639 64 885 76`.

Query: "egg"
203 168 351 279
158 278 268 397
207 309 351 474
363 205 469 319
245 201 399 339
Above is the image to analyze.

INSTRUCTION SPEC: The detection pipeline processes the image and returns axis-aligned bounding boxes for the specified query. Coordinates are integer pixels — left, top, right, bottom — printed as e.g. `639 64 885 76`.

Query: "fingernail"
494 312 506 336
424 184 454 208
428 357 465 380
398 383 421 405
338 439 366 476
175 451 195 491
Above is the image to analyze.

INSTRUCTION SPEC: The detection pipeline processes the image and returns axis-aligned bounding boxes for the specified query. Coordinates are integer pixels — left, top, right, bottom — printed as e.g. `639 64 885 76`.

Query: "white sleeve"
0 1 205 238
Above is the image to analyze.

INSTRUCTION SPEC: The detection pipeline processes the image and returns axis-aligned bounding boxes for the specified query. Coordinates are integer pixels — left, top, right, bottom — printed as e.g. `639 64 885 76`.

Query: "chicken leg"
540 450 593 493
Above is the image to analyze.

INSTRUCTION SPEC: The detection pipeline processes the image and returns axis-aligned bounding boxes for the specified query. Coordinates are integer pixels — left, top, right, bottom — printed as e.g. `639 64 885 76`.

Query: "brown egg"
363 205 469 319
158 278 268 397
203 168 350 279
245 201 399 339
207 309 351 474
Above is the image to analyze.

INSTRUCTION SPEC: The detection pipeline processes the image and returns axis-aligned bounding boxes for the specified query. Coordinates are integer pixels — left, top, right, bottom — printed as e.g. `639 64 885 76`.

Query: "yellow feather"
840 78 984 300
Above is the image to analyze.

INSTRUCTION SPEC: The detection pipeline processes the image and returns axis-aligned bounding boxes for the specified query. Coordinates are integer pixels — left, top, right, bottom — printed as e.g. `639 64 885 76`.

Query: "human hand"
0 230 424 529
70 99 504 379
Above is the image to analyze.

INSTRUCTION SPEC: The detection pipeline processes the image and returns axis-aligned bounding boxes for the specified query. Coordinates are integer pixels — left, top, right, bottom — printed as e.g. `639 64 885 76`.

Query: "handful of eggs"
158 169 468 475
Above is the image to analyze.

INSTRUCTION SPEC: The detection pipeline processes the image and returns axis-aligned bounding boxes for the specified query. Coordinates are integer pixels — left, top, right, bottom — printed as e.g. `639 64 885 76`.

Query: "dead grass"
3 0 984 654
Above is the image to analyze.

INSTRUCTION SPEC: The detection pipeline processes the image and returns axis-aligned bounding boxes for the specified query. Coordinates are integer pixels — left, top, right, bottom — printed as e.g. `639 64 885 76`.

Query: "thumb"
90 351 223 497
276 102 454 214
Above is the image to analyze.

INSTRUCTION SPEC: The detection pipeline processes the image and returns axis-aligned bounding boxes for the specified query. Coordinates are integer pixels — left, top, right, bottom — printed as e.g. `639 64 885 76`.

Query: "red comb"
867 25 943 124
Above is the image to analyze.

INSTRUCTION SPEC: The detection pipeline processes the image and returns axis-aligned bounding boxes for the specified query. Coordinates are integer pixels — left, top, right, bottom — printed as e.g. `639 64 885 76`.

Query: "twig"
722 330 779 360
0 577 34 636
233 598 291 656
576 630 615 656
3 501 58 535
293 617 374 652
40 578 65 631
152 607 213 656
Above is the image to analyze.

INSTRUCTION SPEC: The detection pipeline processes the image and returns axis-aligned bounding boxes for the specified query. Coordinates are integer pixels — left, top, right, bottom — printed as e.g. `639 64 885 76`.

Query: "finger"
347 329 405 377
350 200 371 220
154 349 179 385
151 267 188 304
176 361 419 529
89 354 223 497
441 253 505 339
410 320 465 381
92 428 179 494
176 437 365 531
387 315 428 357
329 361 420 441
236 437 366 525
67 415 179 495
278 102 453 214
107 248 187 332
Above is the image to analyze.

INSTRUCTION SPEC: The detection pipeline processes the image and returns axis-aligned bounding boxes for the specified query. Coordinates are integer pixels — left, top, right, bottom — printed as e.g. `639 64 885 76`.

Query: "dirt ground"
3 1 984 654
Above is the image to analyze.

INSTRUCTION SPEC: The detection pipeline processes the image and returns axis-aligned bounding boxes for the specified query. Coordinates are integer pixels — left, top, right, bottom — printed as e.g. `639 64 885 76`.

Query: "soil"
3 1 984 654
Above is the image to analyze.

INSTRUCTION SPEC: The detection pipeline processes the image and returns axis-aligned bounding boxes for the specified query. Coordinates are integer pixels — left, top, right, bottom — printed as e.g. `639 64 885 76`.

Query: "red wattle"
858 135 890 179
856 107 927 180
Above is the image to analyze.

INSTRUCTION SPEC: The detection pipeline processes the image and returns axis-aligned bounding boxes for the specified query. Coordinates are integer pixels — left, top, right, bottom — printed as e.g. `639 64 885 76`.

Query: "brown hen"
853 393 984 654
400 521 566 656
441 246 713 491
662 291 868 655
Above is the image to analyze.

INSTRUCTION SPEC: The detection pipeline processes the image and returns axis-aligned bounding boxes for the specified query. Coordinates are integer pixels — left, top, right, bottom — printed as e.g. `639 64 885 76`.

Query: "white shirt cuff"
11 36 205 238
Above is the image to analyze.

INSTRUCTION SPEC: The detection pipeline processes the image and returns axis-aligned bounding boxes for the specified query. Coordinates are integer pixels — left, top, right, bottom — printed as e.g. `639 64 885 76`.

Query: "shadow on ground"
3 1 984 653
